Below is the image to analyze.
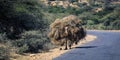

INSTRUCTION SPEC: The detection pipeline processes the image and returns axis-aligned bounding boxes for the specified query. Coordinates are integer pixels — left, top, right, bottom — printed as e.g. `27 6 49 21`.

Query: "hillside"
42 0 120 30
41 0 88 8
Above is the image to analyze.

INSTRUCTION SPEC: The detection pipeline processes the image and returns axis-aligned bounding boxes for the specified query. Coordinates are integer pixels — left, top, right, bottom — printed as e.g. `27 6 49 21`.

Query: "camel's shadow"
74 46 97 49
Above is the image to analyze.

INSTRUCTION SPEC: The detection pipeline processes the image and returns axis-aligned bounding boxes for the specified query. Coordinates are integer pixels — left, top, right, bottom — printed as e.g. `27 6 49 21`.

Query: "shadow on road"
74 46 97 49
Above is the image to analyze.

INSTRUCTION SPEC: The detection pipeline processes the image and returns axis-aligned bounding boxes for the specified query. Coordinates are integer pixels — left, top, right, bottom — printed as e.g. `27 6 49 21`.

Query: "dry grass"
12 34 96 60
48 15 83 45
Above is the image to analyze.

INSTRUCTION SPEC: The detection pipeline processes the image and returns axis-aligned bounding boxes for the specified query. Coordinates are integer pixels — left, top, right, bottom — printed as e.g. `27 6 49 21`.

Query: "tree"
0 0 46 39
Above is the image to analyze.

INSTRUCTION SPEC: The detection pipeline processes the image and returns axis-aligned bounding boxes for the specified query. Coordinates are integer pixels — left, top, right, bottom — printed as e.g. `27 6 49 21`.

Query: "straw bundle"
48 15 86 46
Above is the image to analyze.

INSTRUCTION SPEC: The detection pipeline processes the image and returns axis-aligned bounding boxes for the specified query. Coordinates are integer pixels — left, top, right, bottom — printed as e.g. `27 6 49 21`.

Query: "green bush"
0 0 47 39
12 30 55 53
0 34 8 43
0 47 10 60
111 20 120 30
17 44 28 54
87 20 95 25
48 6 65 13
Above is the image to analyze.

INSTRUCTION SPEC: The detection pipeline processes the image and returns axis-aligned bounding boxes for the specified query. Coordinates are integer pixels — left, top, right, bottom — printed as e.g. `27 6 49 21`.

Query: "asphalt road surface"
54 30 120 60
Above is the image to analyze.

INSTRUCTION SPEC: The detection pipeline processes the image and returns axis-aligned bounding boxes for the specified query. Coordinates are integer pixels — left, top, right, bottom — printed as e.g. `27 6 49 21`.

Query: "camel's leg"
69 44 71 49
59 42 65 50
75 41 78 45
68 41 72 49
64 38 68 50
75 38 79 45
59 48 62 50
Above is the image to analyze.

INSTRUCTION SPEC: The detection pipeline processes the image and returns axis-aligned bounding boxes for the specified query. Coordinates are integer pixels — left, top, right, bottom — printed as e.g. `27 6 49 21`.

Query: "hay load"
48 15 86 50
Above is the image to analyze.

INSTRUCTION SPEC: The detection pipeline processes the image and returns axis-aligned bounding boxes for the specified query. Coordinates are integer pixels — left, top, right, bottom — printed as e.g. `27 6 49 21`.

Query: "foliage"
111 20 120 30
0 47 10 60
0 0 47 39
12 30 55 53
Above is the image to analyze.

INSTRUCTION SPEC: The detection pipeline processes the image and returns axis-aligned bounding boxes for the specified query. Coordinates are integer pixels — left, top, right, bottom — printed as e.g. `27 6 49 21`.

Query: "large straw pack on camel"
48 15 86 50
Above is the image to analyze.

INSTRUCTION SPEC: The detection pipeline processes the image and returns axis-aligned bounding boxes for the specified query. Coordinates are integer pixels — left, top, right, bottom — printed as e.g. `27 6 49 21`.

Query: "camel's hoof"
59 48 62 50
75 42 78 45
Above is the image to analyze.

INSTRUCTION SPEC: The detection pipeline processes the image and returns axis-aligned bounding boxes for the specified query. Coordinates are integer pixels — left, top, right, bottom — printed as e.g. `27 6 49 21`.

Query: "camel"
62 26 86 50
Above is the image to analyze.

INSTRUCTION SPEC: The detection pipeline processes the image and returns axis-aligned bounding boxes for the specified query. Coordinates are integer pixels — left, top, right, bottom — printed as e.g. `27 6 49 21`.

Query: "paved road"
54 31 120 60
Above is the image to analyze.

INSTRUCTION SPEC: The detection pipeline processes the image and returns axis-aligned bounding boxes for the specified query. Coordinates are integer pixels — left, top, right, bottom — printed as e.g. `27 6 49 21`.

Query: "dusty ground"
11 34 96 60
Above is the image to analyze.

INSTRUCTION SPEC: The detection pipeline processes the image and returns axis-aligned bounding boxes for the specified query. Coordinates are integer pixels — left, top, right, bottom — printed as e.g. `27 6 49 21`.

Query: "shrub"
0 0 47 39
0 47 10 60
12 30 54 53
0 33 8 43
17 44 29 54
111 20 120 30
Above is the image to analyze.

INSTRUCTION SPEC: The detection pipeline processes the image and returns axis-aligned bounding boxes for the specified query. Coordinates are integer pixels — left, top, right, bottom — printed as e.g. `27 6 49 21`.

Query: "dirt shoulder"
12 35 96 60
